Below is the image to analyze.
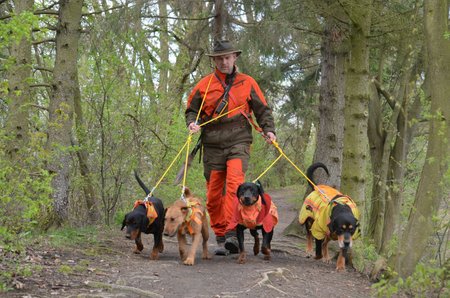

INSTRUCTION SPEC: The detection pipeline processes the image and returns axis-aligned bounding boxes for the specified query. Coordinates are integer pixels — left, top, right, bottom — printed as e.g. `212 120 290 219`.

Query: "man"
185 40 276 255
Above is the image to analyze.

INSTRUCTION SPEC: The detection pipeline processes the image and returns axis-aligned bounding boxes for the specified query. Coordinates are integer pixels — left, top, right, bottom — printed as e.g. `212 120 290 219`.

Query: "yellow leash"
270 140 329 200
179 74 214 199
199 104 245 127
252 154 283 183
148 137 191 197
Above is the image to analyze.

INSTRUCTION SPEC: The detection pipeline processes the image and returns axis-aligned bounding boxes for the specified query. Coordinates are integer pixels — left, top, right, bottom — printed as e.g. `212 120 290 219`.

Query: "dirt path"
4 188 372 297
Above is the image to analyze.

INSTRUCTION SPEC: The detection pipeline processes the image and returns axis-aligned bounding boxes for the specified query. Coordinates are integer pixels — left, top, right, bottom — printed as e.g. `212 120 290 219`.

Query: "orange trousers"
203 143 250 238
206 159 245 237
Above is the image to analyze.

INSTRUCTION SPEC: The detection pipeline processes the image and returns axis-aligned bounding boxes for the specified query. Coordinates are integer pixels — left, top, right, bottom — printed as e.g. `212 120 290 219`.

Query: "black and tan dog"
299 163 360 271
121 171 165 260
163 187 211 266
228 181 278 264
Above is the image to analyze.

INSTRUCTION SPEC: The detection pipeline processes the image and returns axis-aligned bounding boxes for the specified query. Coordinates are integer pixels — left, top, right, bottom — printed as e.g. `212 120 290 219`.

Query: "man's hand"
265 132 276 144
188 122 201 134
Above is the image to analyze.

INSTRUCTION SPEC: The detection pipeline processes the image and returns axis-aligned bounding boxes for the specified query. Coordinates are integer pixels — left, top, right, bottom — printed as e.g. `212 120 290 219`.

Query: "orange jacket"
228 193 278 233
185 68 275 148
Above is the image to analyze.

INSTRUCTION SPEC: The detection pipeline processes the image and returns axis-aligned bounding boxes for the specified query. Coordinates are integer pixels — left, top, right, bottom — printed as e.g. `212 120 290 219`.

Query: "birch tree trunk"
5 0 33 160
393 0 450 277
47 0 83 224
341 0 373 209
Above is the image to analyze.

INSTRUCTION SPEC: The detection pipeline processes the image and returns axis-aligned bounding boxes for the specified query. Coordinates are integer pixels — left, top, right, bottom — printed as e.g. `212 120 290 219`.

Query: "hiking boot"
214 236 229 256
224 231 239 254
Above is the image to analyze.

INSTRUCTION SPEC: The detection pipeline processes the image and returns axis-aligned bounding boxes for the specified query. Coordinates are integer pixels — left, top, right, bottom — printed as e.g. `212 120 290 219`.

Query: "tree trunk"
341 0 373 209
73 74 101 224
5 0 33 160
313 6 347 189
213 0 224 41
392 0 450 277
47 0 83 225
158 0 169 96
380 63 421 254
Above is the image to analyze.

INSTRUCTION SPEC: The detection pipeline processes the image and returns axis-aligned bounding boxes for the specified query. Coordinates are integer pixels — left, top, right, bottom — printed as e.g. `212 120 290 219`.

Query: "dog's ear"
141 216 149 231
181 206 189 216
256 180 265 195
121 215 127 230
327 219 338 234
236 184 243 197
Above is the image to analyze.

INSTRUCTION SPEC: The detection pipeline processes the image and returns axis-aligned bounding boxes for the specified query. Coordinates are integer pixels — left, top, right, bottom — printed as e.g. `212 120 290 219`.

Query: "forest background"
1 0 449 296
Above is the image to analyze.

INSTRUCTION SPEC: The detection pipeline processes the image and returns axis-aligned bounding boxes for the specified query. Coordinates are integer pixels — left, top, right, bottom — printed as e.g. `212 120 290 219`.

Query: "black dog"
299 163 360 271
229 181 278 264
121 171 165 260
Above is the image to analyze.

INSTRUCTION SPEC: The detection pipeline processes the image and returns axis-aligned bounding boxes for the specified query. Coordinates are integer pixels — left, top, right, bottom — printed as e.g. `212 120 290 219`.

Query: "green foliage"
373 261 449 298
352 238 380 272
0 11 38 49
444 31 450 40
46 226 99 248
0 132 52 252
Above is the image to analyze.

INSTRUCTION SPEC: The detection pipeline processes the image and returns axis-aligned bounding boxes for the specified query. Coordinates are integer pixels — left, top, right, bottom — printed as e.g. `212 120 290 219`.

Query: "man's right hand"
188 122 201 134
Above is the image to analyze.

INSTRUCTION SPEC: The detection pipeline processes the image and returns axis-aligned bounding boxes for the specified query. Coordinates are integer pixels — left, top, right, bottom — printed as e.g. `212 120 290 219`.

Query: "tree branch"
141 14 215 21
33 66 53 73
30 104 49 111
34 10 59 16
372 78 396 109
82 5 125 17
32 38 56 45
30 83 52 88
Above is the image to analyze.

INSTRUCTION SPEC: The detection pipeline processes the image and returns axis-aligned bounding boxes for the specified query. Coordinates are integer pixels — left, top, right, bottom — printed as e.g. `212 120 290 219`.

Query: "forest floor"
3 188 373 298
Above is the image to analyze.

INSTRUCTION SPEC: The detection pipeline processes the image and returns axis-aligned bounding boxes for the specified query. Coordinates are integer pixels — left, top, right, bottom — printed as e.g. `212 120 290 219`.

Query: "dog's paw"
136 243 144 251
238 252 247 264
261 247 271 261
150 250 159 260
253 244 260 255
202 252 211 260
183 257 195 266
322 257 332 264
158 243 164 253
336 265 346 272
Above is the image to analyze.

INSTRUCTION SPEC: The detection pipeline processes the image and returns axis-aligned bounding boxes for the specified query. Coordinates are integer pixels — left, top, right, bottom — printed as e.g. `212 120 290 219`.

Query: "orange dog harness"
183 200 204 234
133 200 158 225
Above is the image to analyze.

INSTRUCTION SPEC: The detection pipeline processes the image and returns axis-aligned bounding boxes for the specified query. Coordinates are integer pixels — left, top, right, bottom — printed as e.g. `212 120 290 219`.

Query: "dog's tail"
183 186 192 198
306 162 329 188
134 170 151 195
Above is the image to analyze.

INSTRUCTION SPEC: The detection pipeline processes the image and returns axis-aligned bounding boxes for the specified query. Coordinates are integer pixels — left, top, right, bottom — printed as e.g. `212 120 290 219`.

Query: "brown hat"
206 40 242 57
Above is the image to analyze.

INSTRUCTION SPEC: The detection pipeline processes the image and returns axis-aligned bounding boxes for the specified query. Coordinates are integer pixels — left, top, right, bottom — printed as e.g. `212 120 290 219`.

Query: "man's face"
213 53 237 74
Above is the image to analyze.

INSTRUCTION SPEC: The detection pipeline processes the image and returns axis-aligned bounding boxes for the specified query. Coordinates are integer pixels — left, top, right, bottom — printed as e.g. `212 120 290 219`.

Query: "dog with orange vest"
121 171 165 260
163 188 211 266
228 181 278 264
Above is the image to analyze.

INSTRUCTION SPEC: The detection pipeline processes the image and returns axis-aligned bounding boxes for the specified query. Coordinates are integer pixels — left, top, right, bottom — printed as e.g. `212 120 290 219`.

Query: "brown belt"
204 119 248 131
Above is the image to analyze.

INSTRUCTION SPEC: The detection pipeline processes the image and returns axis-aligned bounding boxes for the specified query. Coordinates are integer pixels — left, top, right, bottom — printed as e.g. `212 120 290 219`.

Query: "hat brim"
206 50 242 57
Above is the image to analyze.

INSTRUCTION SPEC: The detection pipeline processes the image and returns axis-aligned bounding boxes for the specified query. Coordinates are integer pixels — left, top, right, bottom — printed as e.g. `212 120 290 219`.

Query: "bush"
0 132 53 252
372 261 449 297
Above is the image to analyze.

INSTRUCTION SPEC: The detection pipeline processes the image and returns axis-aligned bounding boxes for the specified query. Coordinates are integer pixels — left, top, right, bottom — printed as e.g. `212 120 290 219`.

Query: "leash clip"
180 186 187 202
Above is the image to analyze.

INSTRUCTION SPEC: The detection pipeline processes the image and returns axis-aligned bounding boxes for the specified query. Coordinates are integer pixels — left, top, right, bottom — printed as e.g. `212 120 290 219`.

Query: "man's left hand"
265 132 276 144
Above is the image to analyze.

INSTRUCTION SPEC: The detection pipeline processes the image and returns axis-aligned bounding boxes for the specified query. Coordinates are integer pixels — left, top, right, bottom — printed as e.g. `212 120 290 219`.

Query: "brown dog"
163 188 211 265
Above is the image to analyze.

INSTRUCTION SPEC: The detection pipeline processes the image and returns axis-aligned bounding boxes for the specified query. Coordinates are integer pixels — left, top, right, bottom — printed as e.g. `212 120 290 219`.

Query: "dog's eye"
348 225 353 229
342 225 346 229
